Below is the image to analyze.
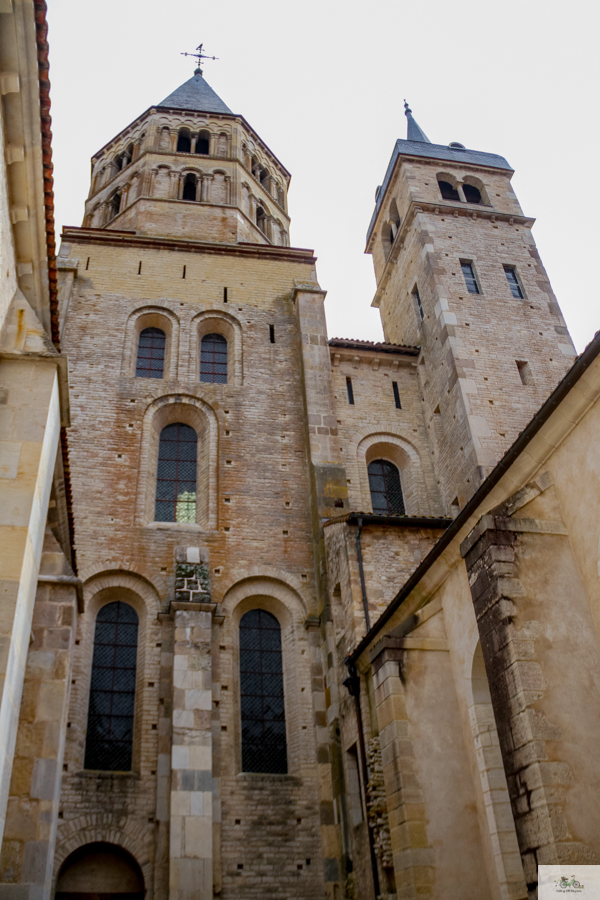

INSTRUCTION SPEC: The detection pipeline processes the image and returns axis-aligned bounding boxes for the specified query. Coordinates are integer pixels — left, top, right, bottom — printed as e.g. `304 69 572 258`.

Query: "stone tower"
55 65 342 900
84 67 290 246
366 104 576 511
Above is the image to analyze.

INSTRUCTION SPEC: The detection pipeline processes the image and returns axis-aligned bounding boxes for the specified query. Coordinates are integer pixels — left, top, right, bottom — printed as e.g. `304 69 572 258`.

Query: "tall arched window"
177 129 191 153
240 609 287 774
195 130 210 155
84 602 139 772
368 459 405 515
109 191 122 220
200 333 228 383
182 173 197 201
155 423 197 523
438 179 460 201
256 206 267 234
135 327 165 378
463 183 482 204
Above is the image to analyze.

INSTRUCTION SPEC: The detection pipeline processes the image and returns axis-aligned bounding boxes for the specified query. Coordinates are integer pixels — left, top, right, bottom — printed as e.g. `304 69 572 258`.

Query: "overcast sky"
45 0 599 351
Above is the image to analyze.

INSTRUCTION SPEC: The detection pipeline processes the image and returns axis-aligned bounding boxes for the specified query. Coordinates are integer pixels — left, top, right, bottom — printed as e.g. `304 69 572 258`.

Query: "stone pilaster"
169 602 216 900
0 541 79 899
370 639 434 899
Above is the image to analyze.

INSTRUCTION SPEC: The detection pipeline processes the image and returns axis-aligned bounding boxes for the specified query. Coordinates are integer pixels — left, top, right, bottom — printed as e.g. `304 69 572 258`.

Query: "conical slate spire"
404 100 430 143
158 72 232 115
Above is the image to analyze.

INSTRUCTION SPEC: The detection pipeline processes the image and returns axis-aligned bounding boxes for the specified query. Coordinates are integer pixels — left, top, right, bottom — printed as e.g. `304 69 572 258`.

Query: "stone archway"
55 841 145 899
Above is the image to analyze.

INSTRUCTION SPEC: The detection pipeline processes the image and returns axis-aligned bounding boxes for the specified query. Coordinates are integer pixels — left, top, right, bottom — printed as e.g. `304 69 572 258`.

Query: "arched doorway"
55 842 144 900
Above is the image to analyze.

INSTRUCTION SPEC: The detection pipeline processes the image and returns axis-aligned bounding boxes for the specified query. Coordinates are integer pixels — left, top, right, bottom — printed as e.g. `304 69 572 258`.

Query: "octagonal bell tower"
83 65 291 246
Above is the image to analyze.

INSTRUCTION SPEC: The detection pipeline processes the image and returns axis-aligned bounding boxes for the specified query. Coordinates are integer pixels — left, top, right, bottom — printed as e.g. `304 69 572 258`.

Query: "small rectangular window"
413 284 424 320
182 265 186 279
504 265 524 299
223 287 228 302
460 261 480 294
269 324 275 343
392 381 401 409
346 377 354 405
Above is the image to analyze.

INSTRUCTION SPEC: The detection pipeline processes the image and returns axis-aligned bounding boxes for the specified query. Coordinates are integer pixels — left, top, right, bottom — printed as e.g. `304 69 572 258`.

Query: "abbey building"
2 11 600 900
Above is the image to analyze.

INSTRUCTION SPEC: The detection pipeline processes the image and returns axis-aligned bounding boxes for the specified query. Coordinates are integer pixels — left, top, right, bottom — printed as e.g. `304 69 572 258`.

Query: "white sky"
46 0 599 351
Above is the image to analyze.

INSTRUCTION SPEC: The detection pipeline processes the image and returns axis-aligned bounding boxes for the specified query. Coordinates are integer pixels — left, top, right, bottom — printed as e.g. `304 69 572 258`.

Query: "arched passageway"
55 842 145 900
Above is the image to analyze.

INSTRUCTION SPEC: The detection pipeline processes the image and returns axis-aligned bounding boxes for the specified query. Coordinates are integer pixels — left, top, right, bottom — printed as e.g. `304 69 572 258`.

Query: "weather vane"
181 43 218 76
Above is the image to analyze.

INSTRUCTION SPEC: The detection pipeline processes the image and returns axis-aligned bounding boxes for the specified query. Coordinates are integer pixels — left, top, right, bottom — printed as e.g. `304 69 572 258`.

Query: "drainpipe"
343 659 381 900
355 517 370 632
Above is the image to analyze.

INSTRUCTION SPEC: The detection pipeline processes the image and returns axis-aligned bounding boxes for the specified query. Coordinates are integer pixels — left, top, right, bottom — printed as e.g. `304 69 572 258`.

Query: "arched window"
438 179 460 201
182 173 197 201
195 130 210 155
155 423 197 523
135 327 165 378
177 129 191 153
109 191 122 220
256 206 267 234
239 609 287 774
200 333 228 383
84 602 139 772
463 183 482 204
368 459 405 515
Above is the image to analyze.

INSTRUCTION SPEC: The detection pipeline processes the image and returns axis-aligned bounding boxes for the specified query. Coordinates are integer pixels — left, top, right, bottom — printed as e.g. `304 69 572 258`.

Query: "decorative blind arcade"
136 327 166 378
155 423 197 523
240 609 288 774
200 333 228 383
84 601 139 772
368 459 406 515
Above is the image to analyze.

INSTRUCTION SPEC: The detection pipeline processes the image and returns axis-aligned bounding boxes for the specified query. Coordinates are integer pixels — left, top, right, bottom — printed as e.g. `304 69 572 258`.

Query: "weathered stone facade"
2 27 600 900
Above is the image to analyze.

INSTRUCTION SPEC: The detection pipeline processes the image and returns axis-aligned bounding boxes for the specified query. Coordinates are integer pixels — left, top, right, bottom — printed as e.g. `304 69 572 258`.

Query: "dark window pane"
200 333 228 384
463 184 482 203
438 180 461 201
504 266 524 299
461 262 480 294
368 459 406 515
154 423 197 523
239 610 287 773
84 602 139 772
136 327 165 379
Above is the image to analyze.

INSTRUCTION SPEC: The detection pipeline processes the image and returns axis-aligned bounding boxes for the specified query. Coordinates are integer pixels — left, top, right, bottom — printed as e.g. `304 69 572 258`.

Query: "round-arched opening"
109 191 122 220
195 130 210 155
463 183 482 204
177 128 192 153
55 842 144 899
437 179 460 202
367 459 405 515
256 206 267 234
182 173 197 201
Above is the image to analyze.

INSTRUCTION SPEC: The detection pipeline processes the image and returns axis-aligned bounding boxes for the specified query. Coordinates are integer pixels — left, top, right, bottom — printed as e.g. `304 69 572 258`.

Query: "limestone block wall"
330 345 441 516
55 234 337 896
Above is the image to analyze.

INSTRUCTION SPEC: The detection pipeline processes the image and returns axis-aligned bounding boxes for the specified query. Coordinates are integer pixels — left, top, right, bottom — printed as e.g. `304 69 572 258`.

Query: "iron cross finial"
181 43 218 76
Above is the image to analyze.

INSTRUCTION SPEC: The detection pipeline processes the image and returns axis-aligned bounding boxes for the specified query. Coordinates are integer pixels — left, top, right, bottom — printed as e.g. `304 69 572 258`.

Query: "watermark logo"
554 876 585 893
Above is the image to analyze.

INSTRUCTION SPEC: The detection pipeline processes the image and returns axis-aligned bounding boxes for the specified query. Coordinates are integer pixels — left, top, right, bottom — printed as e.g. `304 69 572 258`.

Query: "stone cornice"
371 200 535 308
60 226 317 265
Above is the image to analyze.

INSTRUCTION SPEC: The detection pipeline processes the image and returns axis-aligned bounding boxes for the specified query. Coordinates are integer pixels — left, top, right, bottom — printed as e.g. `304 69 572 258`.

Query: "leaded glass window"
84 601 138 772
155 423 197 523
240 609 287 774
368 459 405 515
461 261 480 294
504 266 524 299
136 327 166 378
200 333 228 384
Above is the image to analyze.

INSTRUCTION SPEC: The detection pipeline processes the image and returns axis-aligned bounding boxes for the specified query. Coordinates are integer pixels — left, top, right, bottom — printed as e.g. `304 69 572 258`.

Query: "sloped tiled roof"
329 338 420 355
158 73 233 115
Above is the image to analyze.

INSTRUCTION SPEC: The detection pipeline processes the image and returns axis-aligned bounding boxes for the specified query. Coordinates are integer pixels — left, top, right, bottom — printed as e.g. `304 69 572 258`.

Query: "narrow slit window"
346 377 354 405
516 359 533 385
223 287 228 303
155 423 197 523
392 382 402 409
461 261 480 294
504 266 524 299
413 284 424 320
200 333 228 384
240 609 287 774
269 325 275 343
368 459 405 515
136 327 165 379
84 601 139 772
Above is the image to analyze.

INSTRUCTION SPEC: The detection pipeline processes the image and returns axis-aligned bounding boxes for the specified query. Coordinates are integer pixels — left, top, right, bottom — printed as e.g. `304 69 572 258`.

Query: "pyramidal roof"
158 72 233 115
